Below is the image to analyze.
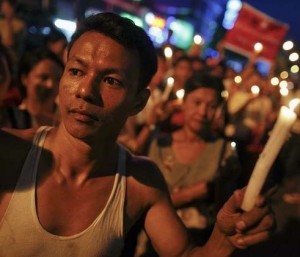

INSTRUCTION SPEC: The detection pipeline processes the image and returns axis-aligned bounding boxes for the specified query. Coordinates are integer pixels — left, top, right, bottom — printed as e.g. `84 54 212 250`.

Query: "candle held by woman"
241 99 300 211
162 76 174 102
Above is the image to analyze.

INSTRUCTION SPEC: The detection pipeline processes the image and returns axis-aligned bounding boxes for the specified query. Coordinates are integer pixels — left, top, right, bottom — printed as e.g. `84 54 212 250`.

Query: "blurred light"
169 19 194 50
253 42 263 53
145 13 165 28
120 12 143 28
282 40 294 51
289 52 299 62
287 81 294 90
148 27 164 45
251 85 260 95
145 12 155 24
41 26 51 35
270 77 279 86
289 99 300 111
176 89 185 100
28 26 37 34
54 19 76 40
227 0 242 10
279 80 288 88
280 87 289 96
221 90 229 99
280 71 289 79
230 141 236 149
290 65 299 73
222 0 242 30
164 47 173 58
167 76 174 86
85 7 101 17
234 75 242 84
194 34 204 45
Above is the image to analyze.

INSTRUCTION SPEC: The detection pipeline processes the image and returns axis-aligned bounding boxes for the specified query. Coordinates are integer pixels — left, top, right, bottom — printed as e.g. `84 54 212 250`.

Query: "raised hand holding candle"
162 77 174 102
241 99 300 211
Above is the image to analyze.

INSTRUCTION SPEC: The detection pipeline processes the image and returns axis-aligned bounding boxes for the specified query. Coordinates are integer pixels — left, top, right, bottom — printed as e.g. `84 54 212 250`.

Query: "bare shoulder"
126 152 168 192
0 127 37 153
0 128 37 189
124 151 171 228
1 127 37 140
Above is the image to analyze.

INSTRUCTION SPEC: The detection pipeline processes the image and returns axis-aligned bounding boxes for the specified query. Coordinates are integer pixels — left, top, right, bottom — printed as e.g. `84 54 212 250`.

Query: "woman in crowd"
148 72 241 247
0 0 26 65
0 42 29 128
17 47 64 127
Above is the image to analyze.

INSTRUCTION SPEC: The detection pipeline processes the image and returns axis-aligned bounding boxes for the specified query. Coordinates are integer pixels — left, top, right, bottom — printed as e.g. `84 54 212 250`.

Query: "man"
0 12 274 257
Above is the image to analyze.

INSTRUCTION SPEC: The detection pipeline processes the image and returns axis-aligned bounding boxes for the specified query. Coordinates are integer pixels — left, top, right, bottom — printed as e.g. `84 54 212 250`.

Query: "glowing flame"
176 89 185 99
289 98 300 111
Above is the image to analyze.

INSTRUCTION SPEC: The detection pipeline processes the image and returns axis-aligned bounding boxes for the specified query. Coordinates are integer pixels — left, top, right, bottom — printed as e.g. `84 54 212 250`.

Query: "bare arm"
171 181 208 208
144 182 274 257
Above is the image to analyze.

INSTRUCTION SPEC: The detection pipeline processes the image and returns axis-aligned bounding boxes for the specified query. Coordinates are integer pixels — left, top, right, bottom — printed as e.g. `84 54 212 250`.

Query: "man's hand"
216 188 275 249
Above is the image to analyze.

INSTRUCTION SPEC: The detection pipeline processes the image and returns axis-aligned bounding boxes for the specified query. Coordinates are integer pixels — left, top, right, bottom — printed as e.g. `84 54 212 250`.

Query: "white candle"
164 46 173 68
241 100 299 211
162 77 174 102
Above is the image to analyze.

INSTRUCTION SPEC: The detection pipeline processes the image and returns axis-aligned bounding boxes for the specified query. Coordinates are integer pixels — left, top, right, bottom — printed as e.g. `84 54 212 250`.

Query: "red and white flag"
223 3 289 62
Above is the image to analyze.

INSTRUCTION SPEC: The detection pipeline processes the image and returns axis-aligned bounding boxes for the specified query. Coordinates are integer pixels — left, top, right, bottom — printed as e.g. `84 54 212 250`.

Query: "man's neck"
48 125 120 184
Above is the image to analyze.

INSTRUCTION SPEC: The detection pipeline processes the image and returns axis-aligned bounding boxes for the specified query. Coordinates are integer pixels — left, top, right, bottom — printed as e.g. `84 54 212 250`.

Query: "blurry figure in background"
171 55 193 94
118 48 168 155
147 73 240 253
0 0 26 66
45 27 68 64
156 55 193 133
273 109 300 232
225 68 276 187
0 42 29 128
17 48 64 127
190 56 206 74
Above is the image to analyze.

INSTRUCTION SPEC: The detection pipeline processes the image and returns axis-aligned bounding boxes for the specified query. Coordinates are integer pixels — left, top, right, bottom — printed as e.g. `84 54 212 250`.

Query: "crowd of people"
0 2 299 256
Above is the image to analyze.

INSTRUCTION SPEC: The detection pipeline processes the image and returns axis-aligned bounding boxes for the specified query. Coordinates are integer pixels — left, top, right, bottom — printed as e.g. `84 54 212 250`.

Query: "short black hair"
184 72 225 104
45 27 67 44
69 12 157 92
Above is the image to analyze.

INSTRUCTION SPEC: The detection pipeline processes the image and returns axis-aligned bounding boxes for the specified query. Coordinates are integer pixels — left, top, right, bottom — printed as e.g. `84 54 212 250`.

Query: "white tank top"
0 126 127 257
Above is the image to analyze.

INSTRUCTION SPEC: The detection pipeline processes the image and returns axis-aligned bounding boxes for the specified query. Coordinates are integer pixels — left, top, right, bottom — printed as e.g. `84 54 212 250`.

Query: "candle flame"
164 47 173 58
167 77 174 86
176 89 185 99
289 98 300 111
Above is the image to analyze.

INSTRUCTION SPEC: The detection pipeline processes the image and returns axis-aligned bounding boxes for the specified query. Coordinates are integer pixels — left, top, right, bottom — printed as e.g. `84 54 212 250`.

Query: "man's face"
59 32 143 141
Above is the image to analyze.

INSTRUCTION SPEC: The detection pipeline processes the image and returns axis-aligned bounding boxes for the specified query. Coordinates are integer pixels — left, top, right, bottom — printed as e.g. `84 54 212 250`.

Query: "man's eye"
69 68 82 76
104 77 122 87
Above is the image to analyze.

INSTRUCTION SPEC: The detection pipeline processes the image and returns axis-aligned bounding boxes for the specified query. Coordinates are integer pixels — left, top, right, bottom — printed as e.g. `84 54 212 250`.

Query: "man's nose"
76 76 99 104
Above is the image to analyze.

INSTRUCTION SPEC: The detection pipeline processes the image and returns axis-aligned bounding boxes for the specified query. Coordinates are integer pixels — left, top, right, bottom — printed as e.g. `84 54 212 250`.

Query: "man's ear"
128 88 151 116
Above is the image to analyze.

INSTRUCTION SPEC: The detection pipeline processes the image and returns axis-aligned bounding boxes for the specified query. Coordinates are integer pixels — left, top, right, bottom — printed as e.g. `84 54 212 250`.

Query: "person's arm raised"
144 178 274 257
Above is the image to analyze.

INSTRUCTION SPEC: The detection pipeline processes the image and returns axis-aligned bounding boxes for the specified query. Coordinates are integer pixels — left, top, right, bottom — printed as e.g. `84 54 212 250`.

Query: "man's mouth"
70 109 99 123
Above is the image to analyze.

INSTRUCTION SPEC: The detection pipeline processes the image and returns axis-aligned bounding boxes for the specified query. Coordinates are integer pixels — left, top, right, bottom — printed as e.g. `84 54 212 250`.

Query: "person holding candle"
0 0 26 66
147 72 241 253
154 55 193 134
0 42 30 128
0 12 274 257
118 48 167 155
